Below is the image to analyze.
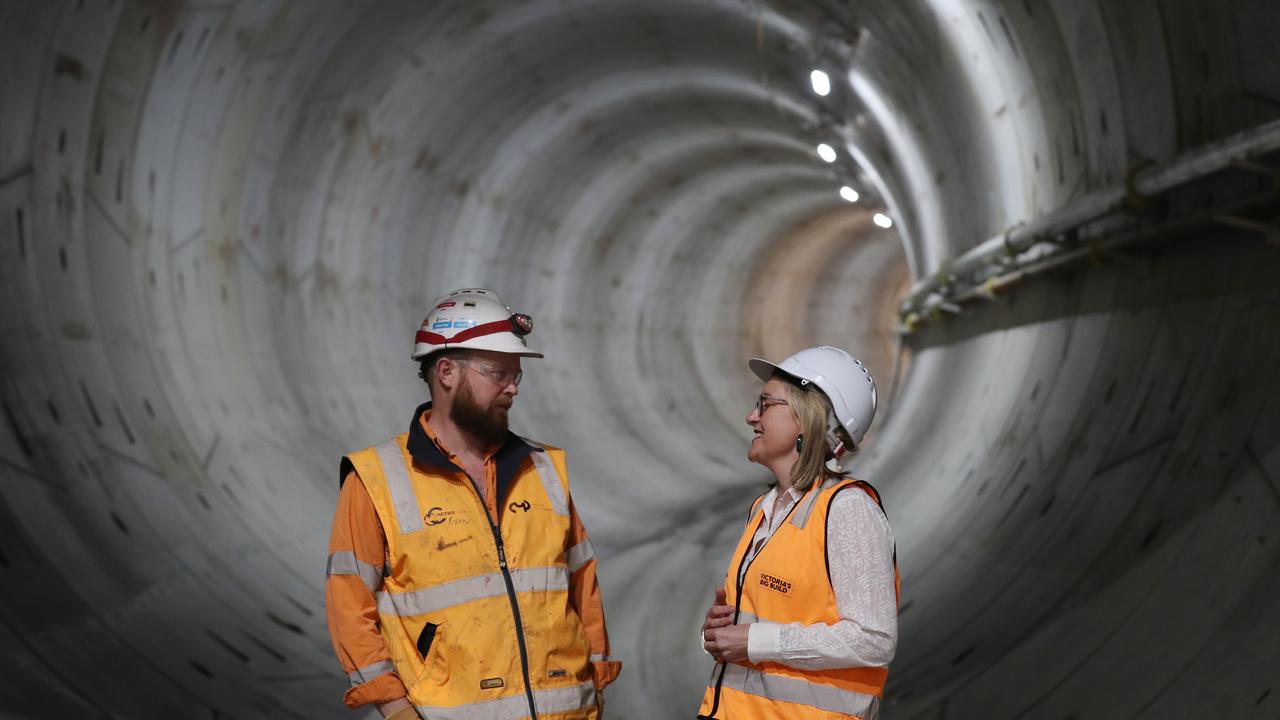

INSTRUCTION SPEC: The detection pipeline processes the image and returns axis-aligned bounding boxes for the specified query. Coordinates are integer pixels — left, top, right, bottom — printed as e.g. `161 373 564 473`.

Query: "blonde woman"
697 346 899 719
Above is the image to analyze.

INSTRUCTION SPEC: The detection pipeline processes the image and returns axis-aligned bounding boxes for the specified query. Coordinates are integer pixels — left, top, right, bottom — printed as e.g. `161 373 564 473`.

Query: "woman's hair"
775 371 853 492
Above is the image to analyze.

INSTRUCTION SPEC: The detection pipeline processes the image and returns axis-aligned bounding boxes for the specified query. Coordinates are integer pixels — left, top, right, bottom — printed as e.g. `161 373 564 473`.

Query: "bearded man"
324 288 621 719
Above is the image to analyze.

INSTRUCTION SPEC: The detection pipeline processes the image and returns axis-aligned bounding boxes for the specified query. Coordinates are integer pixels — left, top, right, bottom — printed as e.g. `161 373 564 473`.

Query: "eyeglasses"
456 359 523 388
753 393 789 416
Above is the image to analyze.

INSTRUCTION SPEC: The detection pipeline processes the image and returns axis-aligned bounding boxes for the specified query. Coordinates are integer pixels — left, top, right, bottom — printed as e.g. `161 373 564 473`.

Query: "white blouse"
737 483 898 669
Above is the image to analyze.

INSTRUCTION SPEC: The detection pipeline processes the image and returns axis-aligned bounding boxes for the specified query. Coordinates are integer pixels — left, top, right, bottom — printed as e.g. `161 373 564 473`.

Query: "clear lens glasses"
459 360 522 388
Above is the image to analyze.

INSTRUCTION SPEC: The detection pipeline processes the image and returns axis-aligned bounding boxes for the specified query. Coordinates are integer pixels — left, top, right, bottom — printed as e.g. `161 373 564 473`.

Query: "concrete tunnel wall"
0 1 1278 718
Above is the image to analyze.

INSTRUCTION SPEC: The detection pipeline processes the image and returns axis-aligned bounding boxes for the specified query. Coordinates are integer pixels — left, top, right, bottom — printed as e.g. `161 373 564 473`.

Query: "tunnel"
2 1 1279 718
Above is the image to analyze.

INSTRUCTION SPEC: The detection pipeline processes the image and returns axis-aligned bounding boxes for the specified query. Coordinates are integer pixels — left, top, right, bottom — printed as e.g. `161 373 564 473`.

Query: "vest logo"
758 572 793 596
480 677 504 689
425 507 456 526
508 499 532 513
425 507 469 527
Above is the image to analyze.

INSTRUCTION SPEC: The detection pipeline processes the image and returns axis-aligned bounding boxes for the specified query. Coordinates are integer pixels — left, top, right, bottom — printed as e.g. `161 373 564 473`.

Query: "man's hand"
703 622 751 665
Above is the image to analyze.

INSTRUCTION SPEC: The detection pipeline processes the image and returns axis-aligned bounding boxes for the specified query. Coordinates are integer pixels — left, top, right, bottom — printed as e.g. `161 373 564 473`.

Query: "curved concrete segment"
1 1 1278 718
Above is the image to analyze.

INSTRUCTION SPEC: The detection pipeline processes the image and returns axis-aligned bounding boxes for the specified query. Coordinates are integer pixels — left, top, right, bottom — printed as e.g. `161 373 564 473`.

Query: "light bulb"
810 69 831 96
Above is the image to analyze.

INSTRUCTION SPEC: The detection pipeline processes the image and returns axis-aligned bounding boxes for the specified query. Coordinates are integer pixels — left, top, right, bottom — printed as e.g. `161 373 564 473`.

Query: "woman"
697 346 899 719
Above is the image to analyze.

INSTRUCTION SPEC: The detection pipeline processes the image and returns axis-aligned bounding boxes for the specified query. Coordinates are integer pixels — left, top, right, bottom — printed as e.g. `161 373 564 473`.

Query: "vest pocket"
409 621 449 691
417 622 438 657
542 602 592 684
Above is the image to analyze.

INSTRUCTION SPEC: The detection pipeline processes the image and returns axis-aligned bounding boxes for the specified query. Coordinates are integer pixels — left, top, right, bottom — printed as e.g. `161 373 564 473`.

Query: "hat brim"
414 344 545 361
749 357 788 383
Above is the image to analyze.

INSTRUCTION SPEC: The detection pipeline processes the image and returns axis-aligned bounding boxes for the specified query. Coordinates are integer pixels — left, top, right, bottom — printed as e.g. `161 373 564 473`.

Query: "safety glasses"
753 393 789 416
456 359 523 388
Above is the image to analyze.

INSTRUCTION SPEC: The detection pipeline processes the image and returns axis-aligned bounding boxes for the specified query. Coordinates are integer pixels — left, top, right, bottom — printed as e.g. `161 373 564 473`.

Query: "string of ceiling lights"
807 69 894 230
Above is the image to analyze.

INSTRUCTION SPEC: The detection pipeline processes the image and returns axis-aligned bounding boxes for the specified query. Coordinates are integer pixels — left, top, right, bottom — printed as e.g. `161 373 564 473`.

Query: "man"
325 288 621 719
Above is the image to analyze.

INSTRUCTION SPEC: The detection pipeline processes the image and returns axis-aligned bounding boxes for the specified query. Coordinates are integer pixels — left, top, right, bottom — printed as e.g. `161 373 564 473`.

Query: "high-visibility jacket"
698 478 900 720
344 429 600 719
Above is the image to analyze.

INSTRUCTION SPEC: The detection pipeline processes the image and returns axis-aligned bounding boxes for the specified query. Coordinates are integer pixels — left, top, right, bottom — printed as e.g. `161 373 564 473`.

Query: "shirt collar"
759 484 805 523
404 402 539 475
763 484 805 502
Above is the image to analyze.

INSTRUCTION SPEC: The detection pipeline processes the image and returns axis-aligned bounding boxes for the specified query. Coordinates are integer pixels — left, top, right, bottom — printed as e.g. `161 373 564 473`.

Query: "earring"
795 434 804 452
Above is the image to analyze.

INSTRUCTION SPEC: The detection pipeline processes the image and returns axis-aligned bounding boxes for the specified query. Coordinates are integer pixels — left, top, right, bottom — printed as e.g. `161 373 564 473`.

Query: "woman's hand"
702 588 735 636
702 587 751 664
704 622 751 664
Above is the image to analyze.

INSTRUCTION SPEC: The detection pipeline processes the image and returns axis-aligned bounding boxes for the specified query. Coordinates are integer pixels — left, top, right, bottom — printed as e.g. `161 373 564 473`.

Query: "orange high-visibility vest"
698 478 899 720
345 433 598 719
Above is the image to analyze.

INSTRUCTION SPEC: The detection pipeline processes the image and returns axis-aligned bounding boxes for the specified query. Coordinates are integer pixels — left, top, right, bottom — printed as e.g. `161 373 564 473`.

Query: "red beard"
451 379 510 446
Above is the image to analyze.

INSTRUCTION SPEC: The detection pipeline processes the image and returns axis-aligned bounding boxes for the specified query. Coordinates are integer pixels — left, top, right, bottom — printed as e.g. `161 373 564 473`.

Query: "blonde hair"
776 372 852 492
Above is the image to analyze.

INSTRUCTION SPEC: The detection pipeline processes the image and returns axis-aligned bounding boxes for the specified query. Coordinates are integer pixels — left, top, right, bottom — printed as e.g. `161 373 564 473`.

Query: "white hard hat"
412 288 544 361
749 346 877 449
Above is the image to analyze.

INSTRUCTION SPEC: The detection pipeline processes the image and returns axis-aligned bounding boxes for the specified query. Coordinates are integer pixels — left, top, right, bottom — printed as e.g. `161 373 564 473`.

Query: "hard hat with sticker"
413 289 543 360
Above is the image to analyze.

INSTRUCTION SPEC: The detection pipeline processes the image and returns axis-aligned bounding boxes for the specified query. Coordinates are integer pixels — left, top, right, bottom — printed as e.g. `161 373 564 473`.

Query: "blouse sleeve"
746 488 898 669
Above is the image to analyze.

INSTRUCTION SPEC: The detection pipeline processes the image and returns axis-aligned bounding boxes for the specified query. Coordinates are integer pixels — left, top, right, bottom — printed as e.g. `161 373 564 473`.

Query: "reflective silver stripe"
792 478 846 529
719 662 880 717
588 653 614 662
735 610 759 624
566 538 595 573
378 566 568 617
523 442 570 517
416 680 595 720
509 565 569 594
790 487 822 529
326 551 383 591
349 659 396 686
533 681 597 716
417 692 529 720
376 440 423 534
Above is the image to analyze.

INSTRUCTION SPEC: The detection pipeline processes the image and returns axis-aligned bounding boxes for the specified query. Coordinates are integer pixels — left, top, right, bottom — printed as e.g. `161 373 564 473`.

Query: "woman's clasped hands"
701 587 751 664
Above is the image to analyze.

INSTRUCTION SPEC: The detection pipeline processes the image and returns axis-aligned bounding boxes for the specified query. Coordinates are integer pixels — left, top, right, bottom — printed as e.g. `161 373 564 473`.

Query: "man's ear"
434 355 459 393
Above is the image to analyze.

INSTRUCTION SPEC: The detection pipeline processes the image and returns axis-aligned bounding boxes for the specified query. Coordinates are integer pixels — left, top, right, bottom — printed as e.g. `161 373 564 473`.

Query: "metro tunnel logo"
424 507 454 526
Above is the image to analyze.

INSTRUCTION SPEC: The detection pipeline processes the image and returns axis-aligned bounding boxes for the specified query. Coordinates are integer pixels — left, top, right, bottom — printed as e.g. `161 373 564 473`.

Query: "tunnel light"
810 69 831 96
839 186 860 203
816 143 837 163
873 212 893 228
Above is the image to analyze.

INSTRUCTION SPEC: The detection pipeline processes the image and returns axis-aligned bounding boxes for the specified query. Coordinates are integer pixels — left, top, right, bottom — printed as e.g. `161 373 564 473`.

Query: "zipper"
465 476 539 719
705 490 806 718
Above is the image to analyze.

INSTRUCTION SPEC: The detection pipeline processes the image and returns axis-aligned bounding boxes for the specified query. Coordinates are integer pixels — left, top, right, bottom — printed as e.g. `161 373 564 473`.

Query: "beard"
451 379 512 446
